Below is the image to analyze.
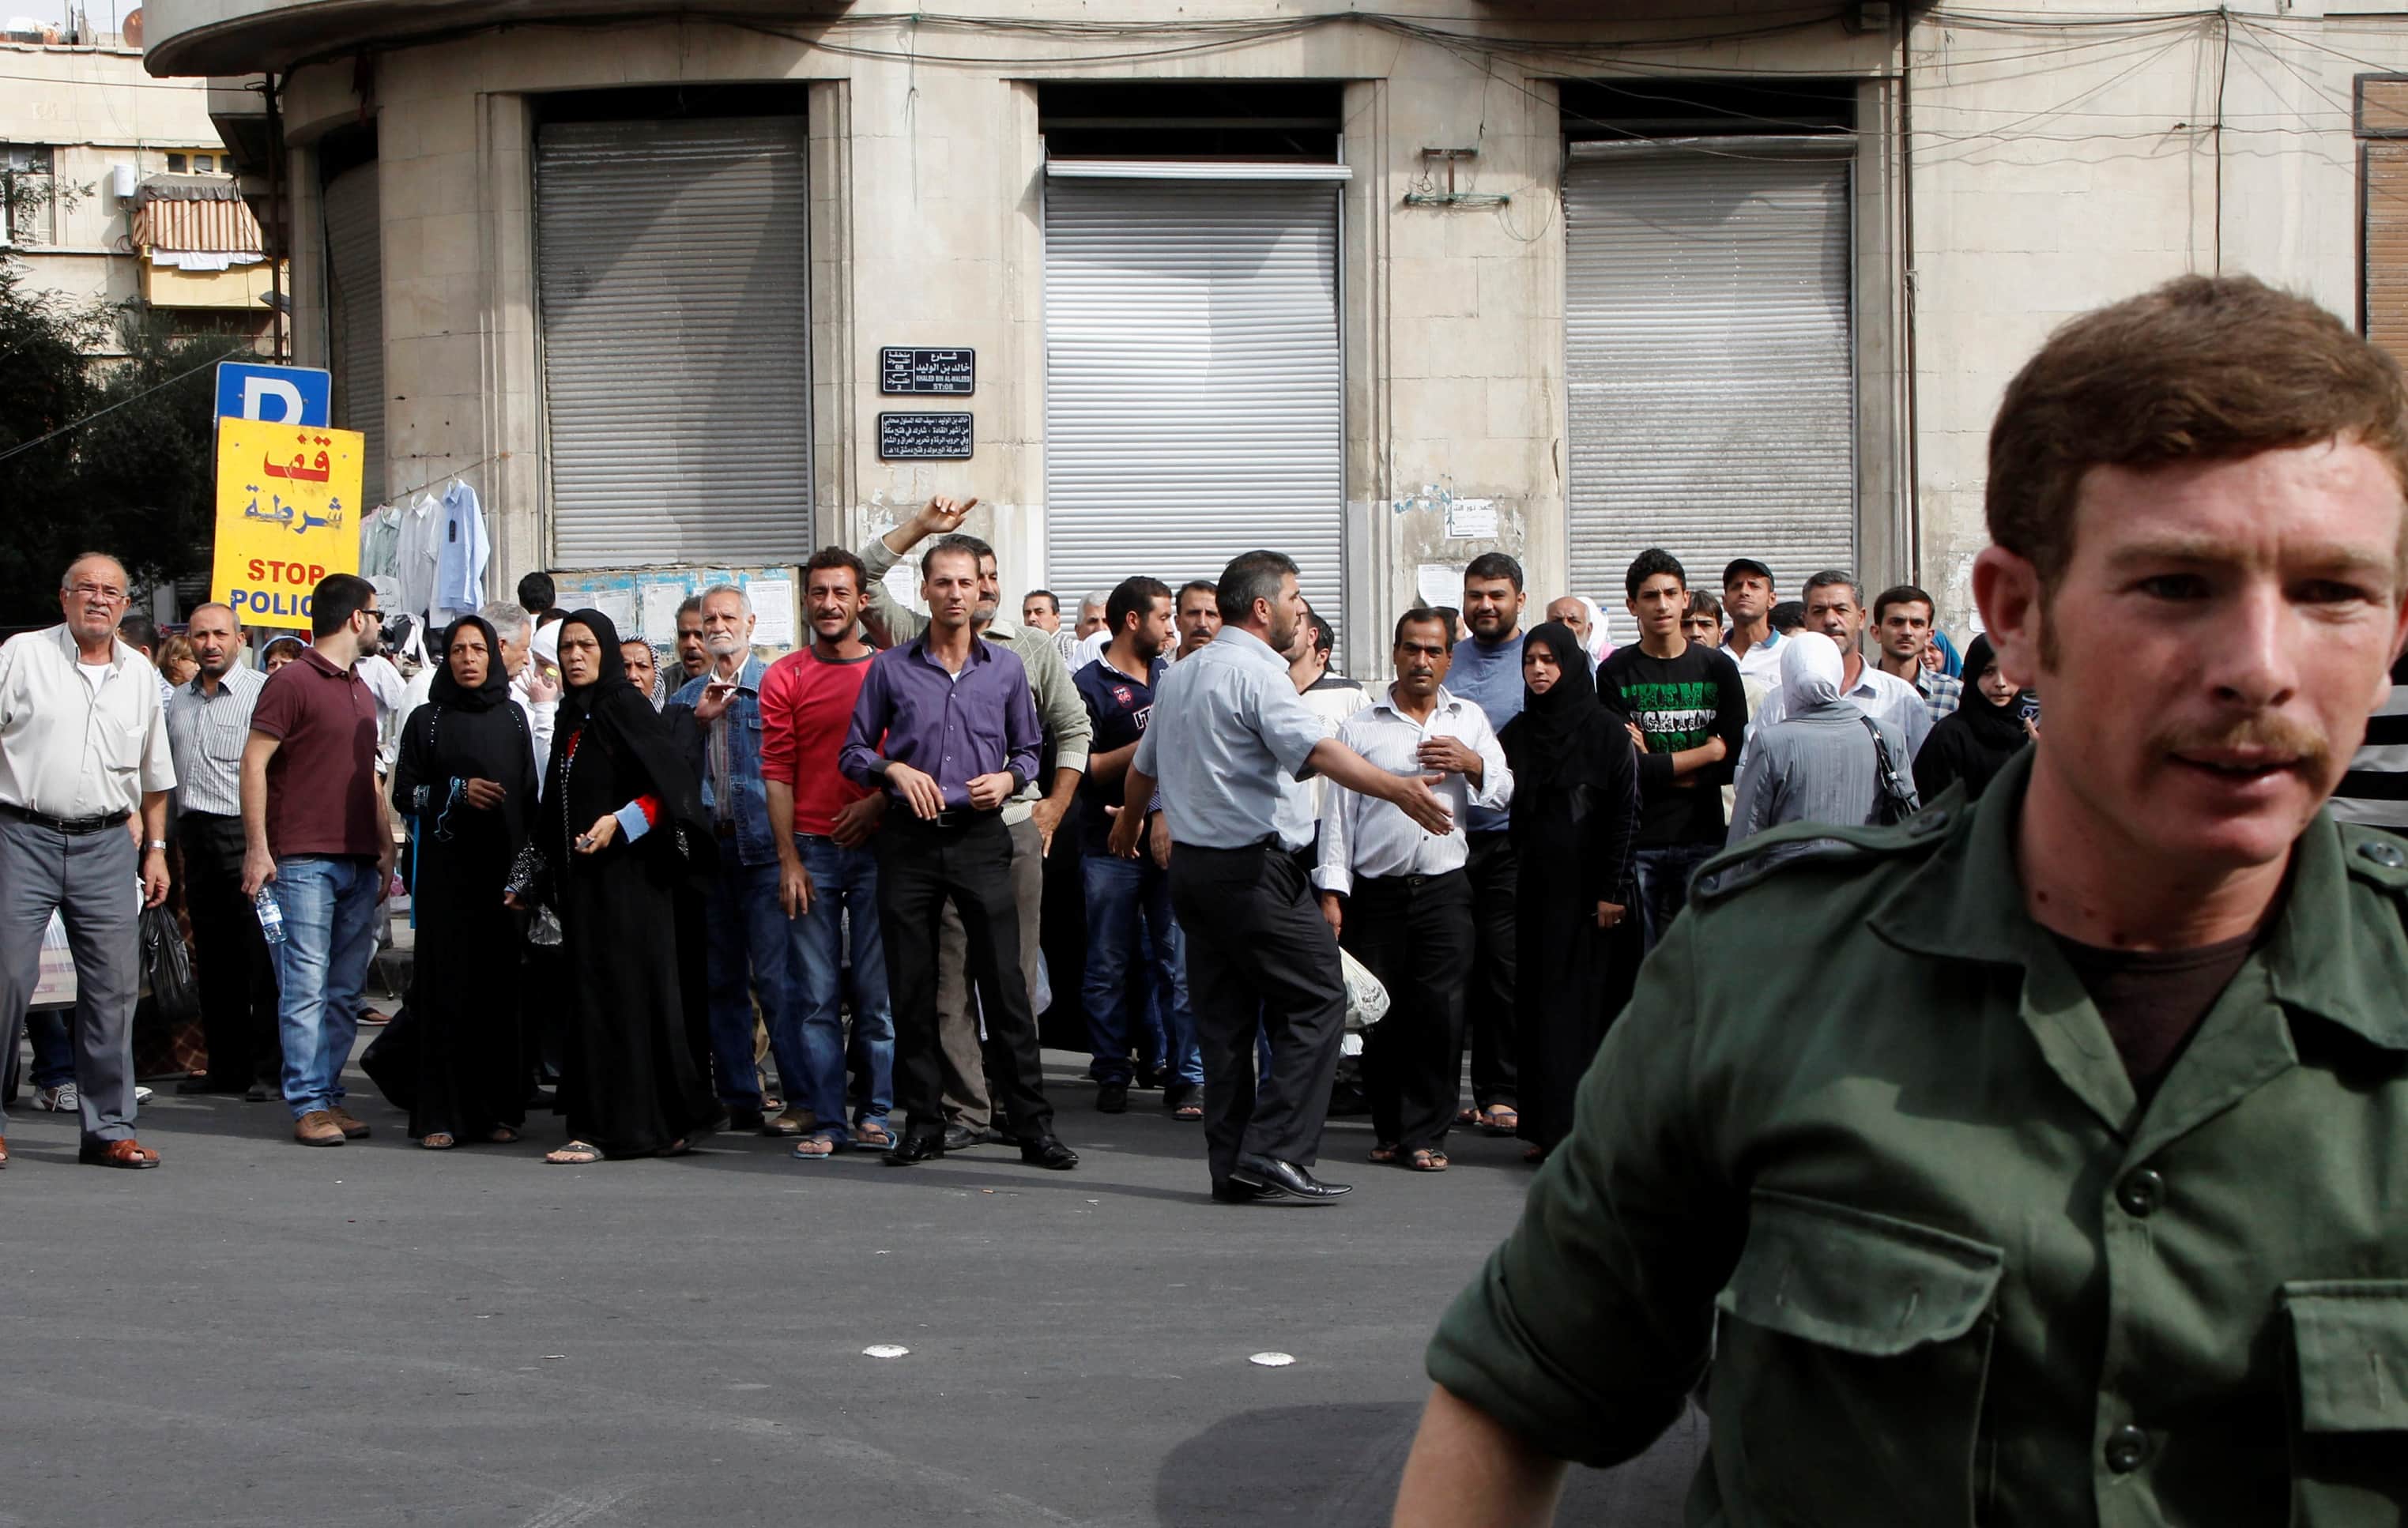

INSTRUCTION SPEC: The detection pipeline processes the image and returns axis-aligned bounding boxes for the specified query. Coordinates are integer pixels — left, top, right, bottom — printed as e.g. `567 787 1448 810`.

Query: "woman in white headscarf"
1726 634 1916 847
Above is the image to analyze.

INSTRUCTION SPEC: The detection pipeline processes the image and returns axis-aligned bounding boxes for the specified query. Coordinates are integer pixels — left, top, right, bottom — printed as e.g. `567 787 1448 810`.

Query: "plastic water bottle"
254 887 286 945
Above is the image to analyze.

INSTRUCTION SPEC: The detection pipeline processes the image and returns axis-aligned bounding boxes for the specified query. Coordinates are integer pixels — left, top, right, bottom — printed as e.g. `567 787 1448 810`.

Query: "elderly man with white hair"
666 582 794 1135
0 553 176 1169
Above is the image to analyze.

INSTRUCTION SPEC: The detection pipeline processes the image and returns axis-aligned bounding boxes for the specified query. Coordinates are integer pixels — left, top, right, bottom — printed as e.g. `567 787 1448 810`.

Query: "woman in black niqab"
511 609 722 1163
390 615 540 1147
1499 623 1644 1161
1912 634 2033 803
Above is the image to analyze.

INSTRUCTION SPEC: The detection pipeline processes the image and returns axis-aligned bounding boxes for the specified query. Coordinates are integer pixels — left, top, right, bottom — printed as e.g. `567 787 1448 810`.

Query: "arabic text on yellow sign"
211 417 364 630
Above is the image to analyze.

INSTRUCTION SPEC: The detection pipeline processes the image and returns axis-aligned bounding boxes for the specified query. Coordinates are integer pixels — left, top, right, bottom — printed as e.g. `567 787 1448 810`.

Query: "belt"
1359 869 1463 892
900 809 981 830
0 800 130 835
1172 835 1285 856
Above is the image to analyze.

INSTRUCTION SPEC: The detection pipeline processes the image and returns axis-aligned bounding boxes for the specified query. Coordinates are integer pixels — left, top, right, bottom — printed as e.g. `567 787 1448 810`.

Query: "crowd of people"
1 474 2043 1191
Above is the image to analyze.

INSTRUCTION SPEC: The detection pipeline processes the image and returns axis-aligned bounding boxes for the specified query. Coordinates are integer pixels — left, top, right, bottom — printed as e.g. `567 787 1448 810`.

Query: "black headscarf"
428 615 509 713
1505 621 1627 789
1956 634 2031 748
549 608 714 874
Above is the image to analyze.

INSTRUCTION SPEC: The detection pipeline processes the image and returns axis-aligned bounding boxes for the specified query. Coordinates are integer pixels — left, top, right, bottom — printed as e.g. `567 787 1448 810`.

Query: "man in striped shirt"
2328 649 2408 831
165 603 281 1099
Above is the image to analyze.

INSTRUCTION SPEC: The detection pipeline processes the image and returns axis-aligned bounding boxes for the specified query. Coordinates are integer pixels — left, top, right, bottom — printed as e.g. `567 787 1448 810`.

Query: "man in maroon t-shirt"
760 548 893 1157
240 574 396 1149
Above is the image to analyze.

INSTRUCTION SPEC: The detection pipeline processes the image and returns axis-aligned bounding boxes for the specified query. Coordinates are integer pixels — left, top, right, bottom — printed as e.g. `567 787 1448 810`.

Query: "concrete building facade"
5 26 275 354
139 2 2408 663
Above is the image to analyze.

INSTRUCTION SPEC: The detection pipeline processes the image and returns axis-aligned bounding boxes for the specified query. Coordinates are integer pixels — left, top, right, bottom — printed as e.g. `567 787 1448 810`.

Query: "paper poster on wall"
1443 500 1498 540
590 587 636 637
639 584 688 644
883 563 920 613
1416 564 1464 610
747 577 796 648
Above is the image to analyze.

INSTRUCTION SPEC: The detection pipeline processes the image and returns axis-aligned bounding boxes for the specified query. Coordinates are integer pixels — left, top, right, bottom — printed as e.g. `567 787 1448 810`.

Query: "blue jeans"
27 1010 73 1089
1082 855 1203 1089
705 857 796 1112
1632 843 1718 954
785 836 893 1142
269 855 383 1119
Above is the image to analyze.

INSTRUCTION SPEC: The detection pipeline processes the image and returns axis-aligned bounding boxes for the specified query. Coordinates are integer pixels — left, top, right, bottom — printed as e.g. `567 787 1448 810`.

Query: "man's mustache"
2149 713 2331 773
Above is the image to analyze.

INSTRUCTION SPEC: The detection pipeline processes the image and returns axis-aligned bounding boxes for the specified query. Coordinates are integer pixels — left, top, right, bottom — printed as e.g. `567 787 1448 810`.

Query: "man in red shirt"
761 547 894 1157
239 574 397 1149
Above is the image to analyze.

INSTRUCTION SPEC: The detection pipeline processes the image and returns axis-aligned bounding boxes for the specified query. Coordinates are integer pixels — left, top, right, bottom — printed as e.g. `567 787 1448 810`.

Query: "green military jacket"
1428 747 2408 1525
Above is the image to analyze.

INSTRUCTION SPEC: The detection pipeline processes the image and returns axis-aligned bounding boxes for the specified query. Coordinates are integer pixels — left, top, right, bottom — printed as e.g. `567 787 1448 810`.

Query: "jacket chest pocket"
2283 1281 2408 1526
1710 1190 2004 1527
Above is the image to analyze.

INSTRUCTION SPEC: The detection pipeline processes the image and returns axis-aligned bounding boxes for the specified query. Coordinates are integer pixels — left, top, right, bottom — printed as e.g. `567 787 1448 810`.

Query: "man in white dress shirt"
167 603 281 1099
0 553 175 1169
1315 608 1511 1174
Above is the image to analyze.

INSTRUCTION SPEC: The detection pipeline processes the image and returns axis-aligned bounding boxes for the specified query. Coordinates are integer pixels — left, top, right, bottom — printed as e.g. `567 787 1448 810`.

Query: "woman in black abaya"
392 616 538 1148
507 610 722 1163
1501 622 1643 1163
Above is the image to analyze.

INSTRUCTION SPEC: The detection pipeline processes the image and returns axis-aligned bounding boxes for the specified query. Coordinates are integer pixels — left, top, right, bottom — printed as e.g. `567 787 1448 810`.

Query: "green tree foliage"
0 258 233 624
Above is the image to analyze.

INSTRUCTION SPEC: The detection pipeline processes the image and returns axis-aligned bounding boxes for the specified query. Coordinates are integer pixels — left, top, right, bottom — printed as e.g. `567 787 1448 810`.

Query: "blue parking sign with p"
214 363 331 427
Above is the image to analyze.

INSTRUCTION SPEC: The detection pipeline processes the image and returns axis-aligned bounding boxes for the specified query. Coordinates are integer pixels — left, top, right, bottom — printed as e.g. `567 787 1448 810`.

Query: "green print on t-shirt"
1619 680 1717 752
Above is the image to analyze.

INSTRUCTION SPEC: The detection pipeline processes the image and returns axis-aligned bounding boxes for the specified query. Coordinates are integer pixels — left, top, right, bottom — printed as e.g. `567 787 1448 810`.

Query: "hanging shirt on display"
358 503 403 582
433 480 488 624
396 496 442 627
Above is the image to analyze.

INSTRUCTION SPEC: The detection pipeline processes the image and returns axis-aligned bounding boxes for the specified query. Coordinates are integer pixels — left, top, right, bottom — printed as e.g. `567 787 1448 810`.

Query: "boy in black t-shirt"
1595 548 1750 950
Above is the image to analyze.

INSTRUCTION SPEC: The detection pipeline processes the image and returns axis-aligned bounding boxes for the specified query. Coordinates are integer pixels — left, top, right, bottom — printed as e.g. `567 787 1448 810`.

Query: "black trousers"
876 812 1053 1142
1343 870 1474 1154
1464 830 1519 1108
179 811 281 1086
1169 841 1347 1185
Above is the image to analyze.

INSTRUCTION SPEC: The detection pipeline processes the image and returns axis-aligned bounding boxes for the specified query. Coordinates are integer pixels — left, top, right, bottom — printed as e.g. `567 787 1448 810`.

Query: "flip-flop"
487 1127 522 1145
854 1120 894 1150
1368 1142 1400 1165
1407 1148 1450 1172
420 1133 457 1150
1479 1106 1520 1137
545 1140 602 1165
790 1133 844 1161
1173 1100 1203 1122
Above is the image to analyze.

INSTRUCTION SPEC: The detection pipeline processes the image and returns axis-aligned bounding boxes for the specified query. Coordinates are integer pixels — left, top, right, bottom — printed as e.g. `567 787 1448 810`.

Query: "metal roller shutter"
535 116 810 566
1043 171 1345 619
322 162 385 506
1563 138 1855 604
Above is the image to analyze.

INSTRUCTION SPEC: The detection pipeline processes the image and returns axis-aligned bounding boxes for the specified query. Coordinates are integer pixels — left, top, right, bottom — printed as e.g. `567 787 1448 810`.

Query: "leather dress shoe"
883 1131 948 1167
79 1138 161 1169
1229 1154 1351 1201
1210 1176 1290 1205
1019 1136 1079 1170
328 1106 371 1140
940 1123 978 1152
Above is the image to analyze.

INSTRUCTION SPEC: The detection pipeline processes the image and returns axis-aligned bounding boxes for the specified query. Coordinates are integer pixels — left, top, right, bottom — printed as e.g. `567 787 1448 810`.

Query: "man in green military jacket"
1395 276 2408 1526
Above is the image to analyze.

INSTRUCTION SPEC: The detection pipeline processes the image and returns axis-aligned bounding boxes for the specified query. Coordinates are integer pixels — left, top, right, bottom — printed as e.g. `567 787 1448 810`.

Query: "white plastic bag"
1340 947 1389 1033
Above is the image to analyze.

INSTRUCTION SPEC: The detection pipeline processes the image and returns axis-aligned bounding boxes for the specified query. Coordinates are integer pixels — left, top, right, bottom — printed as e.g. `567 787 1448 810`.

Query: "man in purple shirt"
842 540 1077 1171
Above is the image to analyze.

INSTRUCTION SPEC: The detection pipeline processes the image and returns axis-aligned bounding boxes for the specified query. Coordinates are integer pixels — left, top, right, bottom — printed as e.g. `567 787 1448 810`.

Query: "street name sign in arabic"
879 348 975 396
877 412 975 460
210 416 364 630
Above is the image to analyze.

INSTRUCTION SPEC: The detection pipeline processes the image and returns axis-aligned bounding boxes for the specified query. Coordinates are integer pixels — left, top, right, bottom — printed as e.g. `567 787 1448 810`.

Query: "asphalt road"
0 1040 1705 1527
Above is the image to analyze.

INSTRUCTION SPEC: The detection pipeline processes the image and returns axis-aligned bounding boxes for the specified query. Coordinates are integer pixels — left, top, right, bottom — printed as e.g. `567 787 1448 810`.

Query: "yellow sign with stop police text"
211 416 364 630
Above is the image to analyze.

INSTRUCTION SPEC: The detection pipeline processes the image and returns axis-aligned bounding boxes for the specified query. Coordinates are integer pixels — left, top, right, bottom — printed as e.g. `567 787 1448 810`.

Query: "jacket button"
2117 1168 2164 1218
2104 1425 2151 1473
2359 839 2408 870
1696 874 1720 896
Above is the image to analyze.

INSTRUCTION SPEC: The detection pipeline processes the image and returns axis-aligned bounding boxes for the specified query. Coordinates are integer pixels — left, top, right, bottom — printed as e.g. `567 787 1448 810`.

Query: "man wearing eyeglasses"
239 573 398 1149
0 553 176 1169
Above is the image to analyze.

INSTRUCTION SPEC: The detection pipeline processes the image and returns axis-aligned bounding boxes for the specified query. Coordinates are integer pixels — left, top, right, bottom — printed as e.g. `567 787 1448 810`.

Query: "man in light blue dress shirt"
1112 551 1453 1205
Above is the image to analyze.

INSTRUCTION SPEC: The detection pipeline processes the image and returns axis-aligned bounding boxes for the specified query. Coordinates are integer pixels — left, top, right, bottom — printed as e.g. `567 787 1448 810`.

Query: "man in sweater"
1597 548 1750 951
857 498 1092 1152
1446 552 1529 1136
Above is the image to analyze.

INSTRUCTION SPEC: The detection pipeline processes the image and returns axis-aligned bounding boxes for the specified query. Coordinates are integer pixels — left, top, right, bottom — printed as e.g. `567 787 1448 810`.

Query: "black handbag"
1859 716 1920 826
